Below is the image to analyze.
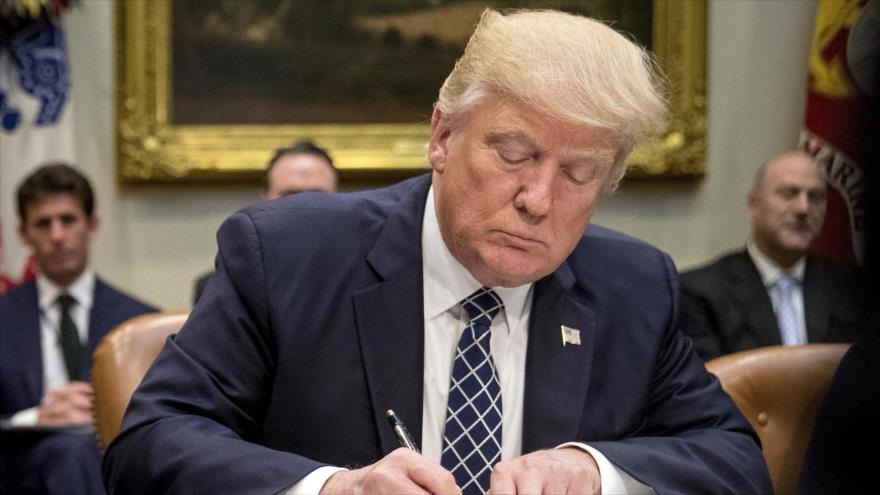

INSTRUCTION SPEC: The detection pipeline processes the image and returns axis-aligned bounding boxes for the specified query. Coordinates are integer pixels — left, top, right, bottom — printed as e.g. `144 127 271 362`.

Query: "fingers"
321 448 459 495
489 448 601 495
406 455 460 495
37 382 95 426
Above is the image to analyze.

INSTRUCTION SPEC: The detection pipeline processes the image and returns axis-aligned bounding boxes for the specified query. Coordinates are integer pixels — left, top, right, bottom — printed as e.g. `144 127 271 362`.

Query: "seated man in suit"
0 163 157 495
679 151 865 360
192 139 337 303
105 9 771 495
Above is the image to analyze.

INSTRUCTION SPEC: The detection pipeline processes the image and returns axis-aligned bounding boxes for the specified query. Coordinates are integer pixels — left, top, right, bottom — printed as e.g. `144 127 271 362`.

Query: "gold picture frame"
115 0 706 183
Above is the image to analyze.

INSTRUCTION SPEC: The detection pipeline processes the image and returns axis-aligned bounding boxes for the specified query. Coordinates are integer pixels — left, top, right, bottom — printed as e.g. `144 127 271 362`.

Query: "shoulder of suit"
93 277 158 314
679 250 750 283
241 174 428 227
572 224 670 270
0 279 37 308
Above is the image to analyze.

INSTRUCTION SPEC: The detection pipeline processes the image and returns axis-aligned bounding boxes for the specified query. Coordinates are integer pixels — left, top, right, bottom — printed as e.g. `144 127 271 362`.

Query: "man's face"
265 154 337 199
19 193 97 287
749 154 826 264
429 94 619 287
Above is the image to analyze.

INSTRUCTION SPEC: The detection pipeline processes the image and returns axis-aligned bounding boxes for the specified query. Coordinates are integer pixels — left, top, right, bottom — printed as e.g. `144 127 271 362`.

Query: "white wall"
59 0 818 310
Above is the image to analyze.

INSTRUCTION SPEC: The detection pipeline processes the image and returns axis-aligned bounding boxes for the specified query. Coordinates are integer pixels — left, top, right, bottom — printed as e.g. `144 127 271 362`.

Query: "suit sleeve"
590 254 772 494
102 212 325 494
677 272 724 360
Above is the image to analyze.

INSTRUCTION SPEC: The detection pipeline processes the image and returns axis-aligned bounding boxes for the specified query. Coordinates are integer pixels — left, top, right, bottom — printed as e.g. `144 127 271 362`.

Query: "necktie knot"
775 275 798 295
461 287 503 328
58 293 76 311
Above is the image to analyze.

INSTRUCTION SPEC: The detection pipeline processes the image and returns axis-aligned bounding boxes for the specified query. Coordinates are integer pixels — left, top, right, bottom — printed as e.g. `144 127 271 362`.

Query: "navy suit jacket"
105 175 770 494
679 251 865 360
0 278 157 417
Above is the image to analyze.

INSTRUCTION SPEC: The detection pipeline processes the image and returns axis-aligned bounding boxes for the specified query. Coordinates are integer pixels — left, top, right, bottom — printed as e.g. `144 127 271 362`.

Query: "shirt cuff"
9 406 39 427
557 442 655 495
281 466 348 495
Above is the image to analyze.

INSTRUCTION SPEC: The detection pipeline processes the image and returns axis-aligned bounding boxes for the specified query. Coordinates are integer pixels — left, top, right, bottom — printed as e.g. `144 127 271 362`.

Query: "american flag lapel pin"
561 325 581 347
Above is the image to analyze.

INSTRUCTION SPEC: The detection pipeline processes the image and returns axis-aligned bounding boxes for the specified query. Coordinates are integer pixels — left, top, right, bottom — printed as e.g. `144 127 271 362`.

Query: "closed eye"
563 168 588 185
497 149 532 165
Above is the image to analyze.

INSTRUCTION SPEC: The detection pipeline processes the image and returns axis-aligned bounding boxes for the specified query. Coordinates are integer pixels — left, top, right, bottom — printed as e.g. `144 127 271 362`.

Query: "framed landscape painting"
116 0 706 183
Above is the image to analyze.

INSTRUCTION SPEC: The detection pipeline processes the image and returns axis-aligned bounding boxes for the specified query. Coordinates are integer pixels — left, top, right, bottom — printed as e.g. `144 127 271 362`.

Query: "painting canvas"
116 0 703 182
170 0 651 126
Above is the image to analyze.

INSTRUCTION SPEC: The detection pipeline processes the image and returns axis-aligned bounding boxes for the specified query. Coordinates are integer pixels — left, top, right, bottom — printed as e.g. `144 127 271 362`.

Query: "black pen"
386 409 420 453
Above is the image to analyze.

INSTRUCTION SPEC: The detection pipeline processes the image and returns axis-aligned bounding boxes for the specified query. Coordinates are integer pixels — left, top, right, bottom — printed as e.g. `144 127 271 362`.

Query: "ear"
18 222 33 249
428 107 452 174
87 215 101 239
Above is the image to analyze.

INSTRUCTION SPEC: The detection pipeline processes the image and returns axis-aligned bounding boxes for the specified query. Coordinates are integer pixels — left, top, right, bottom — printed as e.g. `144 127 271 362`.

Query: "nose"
513 160 554 219
49 219 66 242
792 192 810 213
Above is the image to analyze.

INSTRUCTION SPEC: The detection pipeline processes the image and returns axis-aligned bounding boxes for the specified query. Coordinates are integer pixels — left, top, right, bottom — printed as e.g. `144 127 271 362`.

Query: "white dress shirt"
747 241 808 345
287 188 652 494
9 271 95 426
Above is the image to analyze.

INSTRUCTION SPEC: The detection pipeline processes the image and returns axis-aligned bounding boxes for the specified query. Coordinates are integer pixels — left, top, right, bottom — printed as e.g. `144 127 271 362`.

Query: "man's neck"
751 239 801 269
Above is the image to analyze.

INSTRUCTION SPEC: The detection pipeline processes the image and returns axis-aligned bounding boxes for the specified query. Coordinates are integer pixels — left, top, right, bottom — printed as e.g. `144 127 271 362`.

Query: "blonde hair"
436 9 667 191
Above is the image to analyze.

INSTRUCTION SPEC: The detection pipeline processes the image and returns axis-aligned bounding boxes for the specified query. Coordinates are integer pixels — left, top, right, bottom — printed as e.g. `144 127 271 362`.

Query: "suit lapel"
11 281 45 405
728 253 781 347
803 257 831 343
522 263 597 452
353 176 431 455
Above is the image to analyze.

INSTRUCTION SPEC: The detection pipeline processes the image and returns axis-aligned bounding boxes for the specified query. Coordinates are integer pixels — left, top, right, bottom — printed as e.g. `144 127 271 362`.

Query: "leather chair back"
706 344 848 495
91 311 188 450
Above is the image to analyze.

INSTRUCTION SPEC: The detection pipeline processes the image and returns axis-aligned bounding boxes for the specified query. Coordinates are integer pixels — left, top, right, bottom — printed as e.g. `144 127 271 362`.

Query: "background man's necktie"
773 275 801 346
441 287 504 495
58 294 83 380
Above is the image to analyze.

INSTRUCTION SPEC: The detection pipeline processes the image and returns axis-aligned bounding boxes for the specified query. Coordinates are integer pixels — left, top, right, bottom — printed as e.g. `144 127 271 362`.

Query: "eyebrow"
486 131 538 149
486 131 617 164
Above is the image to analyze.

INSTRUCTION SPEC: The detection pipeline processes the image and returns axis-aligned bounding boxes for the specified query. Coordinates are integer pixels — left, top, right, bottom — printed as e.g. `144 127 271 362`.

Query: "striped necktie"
773 275 802 345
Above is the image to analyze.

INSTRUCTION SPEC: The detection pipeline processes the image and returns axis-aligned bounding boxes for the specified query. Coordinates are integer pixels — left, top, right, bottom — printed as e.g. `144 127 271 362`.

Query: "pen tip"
386 409 394 417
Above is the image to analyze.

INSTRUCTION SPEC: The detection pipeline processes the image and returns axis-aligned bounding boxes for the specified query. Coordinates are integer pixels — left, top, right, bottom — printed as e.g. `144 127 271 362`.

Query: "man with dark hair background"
0 163 156 495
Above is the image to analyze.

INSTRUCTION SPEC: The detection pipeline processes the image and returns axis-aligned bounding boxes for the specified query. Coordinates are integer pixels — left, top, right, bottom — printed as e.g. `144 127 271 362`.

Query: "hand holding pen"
319 412 458 494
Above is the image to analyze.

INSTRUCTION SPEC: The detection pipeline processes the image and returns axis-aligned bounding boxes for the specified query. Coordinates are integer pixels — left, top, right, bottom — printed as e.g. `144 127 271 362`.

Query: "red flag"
0 226 38 295
800 0 873 265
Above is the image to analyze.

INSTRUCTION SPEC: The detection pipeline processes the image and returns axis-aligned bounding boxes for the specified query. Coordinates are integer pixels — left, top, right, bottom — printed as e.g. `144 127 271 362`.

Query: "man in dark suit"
0 164 156 495
104 9 770 495
680 152 865 360
192 139 337 303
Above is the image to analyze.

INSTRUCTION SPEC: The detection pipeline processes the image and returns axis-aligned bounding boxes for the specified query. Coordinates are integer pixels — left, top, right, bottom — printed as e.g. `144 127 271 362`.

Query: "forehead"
24 193 87 221
763 156 825 189
465 95 619 157
271 154 332 178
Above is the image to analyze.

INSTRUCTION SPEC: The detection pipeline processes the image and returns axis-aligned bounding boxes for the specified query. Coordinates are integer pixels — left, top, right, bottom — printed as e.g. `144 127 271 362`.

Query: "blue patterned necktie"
773 275 802 345
441 287 504 495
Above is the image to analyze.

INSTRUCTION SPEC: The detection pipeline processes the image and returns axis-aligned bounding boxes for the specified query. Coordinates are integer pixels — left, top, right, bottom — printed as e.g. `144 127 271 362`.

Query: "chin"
482 262 551 287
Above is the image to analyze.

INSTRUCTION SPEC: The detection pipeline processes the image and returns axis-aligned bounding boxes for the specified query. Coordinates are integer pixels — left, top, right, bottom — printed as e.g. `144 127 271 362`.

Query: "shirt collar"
422 186 531 330
37 271 96 312
746 240 805 288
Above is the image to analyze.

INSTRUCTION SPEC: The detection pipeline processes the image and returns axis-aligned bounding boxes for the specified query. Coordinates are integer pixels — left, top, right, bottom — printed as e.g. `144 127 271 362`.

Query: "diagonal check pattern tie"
773 275 801 346
57 294 83 380
441 287 504 495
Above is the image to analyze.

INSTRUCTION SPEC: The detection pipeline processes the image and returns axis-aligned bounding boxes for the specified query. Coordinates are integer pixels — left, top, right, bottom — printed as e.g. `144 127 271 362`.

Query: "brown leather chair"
91 311 188 450
706 344 848 495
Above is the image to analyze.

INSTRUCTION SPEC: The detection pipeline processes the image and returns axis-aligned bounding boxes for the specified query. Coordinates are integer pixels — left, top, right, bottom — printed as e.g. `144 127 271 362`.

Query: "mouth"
496 230 545 247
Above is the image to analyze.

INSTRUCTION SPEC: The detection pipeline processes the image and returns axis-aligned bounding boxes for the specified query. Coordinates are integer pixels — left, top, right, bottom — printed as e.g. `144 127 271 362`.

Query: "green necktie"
57 294 82 380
